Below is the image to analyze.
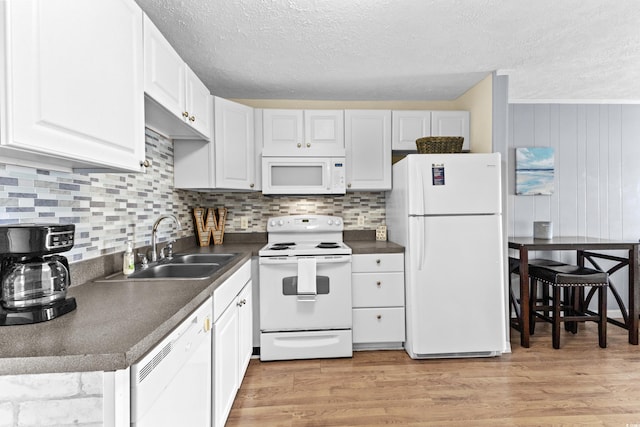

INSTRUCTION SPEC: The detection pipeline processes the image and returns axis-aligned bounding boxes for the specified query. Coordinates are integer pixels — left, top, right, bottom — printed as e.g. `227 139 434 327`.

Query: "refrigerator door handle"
417 166 426 215
418 218 425 271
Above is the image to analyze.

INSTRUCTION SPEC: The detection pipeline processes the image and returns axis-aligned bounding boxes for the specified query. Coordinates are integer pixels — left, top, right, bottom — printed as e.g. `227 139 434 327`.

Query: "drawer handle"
376 314 382 320
376 259 381 265
376 281 381 287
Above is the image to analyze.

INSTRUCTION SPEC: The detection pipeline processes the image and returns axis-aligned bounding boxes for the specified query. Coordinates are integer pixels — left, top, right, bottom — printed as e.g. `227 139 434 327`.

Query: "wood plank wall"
508 104 640 239
507 104 640 308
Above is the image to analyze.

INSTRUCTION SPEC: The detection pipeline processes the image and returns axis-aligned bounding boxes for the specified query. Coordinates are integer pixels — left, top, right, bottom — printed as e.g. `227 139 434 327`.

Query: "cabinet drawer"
352 253 403 273
213 260 251 322
353 307 405 343
352 272 404 307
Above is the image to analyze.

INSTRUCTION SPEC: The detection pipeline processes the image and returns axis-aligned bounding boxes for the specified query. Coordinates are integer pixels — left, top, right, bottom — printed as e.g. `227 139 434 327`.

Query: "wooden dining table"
508 236 640 348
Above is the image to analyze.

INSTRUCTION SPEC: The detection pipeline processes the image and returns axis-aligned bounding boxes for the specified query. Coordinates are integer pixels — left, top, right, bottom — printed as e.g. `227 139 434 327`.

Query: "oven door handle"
259 255 351 265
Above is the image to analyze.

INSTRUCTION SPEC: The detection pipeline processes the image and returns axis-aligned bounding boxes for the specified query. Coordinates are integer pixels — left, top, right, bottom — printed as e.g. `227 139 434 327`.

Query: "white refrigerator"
386 153 507 358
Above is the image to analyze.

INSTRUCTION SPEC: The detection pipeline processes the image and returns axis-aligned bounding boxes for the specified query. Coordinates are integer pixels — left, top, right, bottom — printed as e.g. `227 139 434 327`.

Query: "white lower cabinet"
212 260 252 427
352 253 405 350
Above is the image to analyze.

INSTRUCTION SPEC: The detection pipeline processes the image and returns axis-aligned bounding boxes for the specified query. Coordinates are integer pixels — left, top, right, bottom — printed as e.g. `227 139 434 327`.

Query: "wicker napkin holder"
193 207 227 246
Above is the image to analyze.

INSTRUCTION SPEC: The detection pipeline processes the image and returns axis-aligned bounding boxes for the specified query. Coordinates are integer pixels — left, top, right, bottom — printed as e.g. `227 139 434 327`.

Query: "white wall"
507 103 640 310
508 104 640 239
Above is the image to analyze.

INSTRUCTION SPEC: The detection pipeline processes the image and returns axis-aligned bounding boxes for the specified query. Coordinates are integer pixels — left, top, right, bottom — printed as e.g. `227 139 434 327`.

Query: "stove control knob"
327 219 334 225
335 219 342 226
270 220 276 227
278 220 284 226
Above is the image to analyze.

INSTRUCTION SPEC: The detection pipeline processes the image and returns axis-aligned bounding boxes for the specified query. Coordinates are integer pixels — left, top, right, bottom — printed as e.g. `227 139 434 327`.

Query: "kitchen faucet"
151 214 182 262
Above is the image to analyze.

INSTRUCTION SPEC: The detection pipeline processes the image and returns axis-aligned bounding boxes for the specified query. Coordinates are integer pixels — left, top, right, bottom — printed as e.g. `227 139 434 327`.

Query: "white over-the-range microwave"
262 156 346 195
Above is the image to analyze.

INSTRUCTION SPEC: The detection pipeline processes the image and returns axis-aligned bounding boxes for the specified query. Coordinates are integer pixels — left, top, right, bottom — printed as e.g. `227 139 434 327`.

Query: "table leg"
519 248 530 347
629 246 639 345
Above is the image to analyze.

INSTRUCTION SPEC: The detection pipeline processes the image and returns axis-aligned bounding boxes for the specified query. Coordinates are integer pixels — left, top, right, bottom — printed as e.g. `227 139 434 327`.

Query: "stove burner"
273 242 295 247
316 242 340 249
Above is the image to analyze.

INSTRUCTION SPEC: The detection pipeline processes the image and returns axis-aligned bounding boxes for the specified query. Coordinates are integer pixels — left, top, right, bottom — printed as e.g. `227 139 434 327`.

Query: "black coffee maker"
0 224 77 325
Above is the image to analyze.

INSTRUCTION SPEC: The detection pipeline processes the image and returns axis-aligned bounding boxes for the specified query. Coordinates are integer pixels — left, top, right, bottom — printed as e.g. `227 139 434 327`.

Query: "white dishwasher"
131 297 212 427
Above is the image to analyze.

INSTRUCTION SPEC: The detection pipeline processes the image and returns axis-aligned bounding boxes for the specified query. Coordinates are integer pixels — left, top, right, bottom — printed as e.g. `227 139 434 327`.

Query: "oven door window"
282 276 329 295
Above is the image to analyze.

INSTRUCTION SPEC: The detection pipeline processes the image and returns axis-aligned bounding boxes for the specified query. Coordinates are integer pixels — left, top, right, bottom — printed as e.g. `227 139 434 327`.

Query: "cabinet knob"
306 143 311 148
189 116 195 122
250 183 254 188
182 111 189 118
297 143 302 148
347 183 352 188
376 314 382 320
376 259 381 264
376 281 381 287
139 159 152 168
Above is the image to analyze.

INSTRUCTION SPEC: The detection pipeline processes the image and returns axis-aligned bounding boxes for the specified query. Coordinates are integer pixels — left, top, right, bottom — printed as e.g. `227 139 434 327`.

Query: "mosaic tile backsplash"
0 131 385 263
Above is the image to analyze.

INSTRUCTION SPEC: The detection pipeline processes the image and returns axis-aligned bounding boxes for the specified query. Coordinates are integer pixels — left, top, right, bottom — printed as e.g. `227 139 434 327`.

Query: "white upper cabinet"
214 97 255 190
0 0 146 172
174 97 256 191
431 110 470 151
262 109 344 156
392 110 470 151
391 111 431 151
143 14 212 141
345 110 391 191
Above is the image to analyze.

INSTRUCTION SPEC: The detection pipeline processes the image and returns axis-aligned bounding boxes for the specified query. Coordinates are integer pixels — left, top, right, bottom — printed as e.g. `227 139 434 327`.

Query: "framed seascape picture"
515 147 554 195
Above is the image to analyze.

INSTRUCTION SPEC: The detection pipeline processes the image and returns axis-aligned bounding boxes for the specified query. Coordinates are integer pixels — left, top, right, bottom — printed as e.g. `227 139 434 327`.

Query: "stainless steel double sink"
102 253 238 281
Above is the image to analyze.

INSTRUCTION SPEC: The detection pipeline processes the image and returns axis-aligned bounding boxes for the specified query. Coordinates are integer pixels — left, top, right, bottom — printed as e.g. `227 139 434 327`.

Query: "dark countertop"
0 238 402 375
346 240 404 254
0 245 257 375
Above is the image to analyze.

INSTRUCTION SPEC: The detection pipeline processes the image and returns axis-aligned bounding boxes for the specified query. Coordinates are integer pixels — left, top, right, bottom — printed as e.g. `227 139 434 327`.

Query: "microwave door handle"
326 162 331 190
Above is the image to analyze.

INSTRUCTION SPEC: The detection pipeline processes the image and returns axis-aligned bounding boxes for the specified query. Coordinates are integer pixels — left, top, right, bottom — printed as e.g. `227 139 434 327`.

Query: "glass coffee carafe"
0 224 76 325
1 255 70 309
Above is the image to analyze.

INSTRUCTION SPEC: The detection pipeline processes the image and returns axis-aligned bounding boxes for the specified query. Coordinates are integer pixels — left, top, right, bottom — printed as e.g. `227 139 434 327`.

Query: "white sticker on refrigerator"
432 164 445 185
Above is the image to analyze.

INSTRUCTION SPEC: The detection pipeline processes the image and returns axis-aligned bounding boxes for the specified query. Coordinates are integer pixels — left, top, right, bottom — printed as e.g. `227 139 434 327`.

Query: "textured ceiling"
135 0 640 101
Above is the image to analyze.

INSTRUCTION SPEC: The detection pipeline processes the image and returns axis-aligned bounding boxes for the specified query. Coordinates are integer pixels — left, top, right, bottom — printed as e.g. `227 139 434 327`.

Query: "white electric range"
258 215 353 361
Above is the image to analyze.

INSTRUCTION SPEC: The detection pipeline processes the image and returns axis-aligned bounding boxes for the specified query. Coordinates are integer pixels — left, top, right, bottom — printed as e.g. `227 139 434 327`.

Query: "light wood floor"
227 324 640 426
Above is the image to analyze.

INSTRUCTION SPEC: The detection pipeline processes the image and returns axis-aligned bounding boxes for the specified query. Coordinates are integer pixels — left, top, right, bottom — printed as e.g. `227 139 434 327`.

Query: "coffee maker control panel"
47 230 75 251
0 224 75 255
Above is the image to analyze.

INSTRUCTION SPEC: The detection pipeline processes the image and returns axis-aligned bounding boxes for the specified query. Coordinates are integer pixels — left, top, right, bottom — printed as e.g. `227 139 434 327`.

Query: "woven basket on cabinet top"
415 136 464 153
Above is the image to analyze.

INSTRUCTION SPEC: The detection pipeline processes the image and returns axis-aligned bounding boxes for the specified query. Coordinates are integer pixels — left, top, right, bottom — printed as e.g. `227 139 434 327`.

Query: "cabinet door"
352 307 405 344
3 0 145 172
345 110 391 191
262 109 304 155
215 97 255 190
213 302 239 427
431 111 470 151
237 282 253 384
304 110 344 156
185 66 213 139
173 139 215 189
143 14 185 121
391 111 431 151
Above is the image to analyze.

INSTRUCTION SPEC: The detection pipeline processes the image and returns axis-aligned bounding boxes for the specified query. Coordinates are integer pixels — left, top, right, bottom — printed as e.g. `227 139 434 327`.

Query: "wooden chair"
508 257 522 331
528 259 608 349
